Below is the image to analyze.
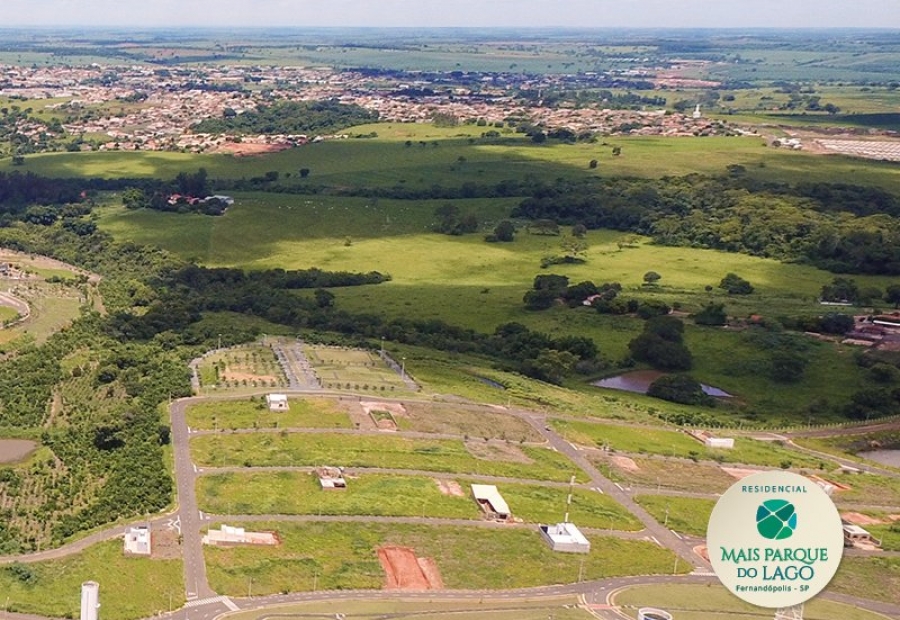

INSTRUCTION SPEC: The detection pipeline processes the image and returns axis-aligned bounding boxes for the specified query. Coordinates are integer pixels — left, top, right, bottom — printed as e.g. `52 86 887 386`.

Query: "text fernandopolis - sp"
741 485 808 493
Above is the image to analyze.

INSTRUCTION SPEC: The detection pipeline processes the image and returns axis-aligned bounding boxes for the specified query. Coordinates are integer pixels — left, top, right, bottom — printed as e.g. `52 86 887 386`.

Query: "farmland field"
204 521 687 595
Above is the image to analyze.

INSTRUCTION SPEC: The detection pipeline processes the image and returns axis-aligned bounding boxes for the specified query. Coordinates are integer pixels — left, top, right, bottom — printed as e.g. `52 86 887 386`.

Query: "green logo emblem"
756 499 797 540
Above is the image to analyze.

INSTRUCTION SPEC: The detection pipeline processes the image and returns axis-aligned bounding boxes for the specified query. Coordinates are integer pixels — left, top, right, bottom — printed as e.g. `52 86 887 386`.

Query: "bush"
647 374 713 406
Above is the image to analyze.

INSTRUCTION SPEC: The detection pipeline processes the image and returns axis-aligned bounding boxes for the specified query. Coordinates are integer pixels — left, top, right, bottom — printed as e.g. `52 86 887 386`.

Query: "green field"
190 432 584 482
196 344 287 390
551 420 825 469
204 521 687 595
185 397 353 430
195 471 643 529
0 541 183 620
224 598 591 620
634 495 717 538
830 556 900 605
615 583 892 620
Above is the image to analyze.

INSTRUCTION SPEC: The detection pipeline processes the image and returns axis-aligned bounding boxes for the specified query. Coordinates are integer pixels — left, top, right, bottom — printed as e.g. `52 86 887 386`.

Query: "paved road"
171 398 216 600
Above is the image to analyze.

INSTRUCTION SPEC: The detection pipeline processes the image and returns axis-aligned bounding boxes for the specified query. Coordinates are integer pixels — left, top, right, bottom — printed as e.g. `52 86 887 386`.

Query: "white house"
539 522 591 553
266 393 289 411
123 525 151 555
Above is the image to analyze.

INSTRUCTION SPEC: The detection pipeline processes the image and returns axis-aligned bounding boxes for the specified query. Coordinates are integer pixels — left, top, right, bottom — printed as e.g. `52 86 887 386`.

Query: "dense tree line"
510 174 900 275
192 99 379 135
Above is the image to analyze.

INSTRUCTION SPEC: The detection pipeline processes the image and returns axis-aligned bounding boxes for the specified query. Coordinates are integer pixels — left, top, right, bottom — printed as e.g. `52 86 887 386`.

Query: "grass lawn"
224 598 591 620
826 472 900 507
195 471 643 530
204 521 687 595
615 583 891 620
0 540 183 620
829 556 900 606
197 472 479 518
551 420 824 469
185 397 353 430
633 495 717 538
864 522 900 551
191 432 584 482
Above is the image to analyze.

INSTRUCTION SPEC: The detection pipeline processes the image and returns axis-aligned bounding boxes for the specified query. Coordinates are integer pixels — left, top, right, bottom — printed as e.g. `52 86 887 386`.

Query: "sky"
1 0 899 29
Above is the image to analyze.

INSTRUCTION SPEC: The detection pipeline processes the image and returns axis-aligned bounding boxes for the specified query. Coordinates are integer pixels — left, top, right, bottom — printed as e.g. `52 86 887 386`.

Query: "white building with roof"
123 525 151 555
266 393 289 411
471 484 511 520
539 522 591 553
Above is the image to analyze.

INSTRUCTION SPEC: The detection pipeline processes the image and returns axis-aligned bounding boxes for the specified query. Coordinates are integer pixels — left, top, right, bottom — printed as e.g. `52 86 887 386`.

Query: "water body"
858 449 900 467
593 369 732 398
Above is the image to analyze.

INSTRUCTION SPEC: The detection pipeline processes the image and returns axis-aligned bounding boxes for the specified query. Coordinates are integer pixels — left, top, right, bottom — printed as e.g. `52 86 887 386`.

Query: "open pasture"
190 432 584 482
223 597 591 620
304 345 409 392
204 521 686 595
551 420 825 469
388 400 543 442
633 495 716 538
591 453 738 495
196 344 287 390
185 397 353 430
830 556 900 606
0 540 183 620
195 471 642 529
615 583 891 620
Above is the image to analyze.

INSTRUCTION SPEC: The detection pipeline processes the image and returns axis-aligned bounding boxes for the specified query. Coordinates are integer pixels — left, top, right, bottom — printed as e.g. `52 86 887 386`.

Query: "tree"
487 220 516 242
643 271 662 286
628 333 692 371
122 187 149 210
559 234 588 261
693 302 727 326
572 224 588 238
523 288 558 310
648 374 713 406
885 284 900 308
719 273 754 295
770 350 808 383
529 219 560 235
820 277 858 303
299 168 310 178
533 274 570 292
589 159 598 169
314 288 335 308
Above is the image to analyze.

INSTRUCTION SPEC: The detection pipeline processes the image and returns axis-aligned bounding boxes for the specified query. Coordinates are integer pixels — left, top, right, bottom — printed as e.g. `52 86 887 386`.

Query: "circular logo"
707 471 844 608
756 499 797 540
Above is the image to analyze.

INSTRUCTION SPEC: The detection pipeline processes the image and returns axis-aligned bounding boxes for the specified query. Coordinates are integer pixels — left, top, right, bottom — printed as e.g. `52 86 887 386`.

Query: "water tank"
638 608 673 620
80 581 99 620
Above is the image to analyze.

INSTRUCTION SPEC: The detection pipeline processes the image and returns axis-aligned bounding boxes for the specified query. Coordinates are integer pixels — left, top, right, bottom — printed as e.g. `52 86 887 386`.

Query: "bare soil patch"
721 466 762 480
377 546 442 590
464 440 533 464
611 455 640 473
150 529 182 560
214 142 290 156
221 371 278 383
434 479 465 497
842 512 885 526
0 439 38 464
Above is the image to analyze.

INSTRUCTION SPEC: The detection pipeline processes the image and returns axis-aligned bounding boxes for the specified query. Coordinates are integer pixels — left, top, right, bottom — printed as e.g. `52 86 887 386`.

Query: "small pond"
592 369 733 398
858 450 900 468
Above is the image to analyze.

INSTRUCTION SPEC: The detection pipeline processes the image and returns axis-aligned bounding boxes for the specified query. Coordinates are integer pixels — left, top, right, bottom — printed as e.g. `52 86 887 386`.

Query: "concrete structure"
265 393 289 411
203 524 280 546
316 466 347 489
639 609 673 620
774 604 804 620
843 523 880 549
688 430 734 449
539 522 591 553
123 524 151 555
471 484 511 520
692 104 702 119
80 581 99 620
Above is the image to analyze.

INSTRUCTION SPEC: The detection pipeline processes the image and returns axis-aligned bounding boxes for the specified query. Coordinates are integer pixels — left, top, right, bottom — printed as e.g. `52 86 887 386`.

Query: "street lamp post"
401 357 406 378
664 505 670 527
